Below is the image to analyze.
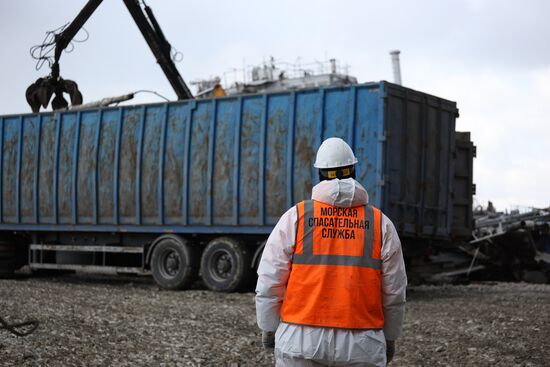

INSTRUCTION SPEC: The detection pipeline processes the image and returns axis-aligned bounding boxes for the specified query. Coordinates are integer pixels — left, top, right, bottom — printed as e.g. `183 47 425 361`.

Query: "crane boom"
122 0 193 100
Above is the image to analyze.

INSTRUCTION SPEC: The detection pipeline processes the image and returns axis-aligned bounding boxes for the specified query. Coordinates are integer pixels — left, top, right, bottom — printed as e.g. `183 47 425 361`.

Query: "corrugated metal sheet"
0 81 465 240
382 84 458 239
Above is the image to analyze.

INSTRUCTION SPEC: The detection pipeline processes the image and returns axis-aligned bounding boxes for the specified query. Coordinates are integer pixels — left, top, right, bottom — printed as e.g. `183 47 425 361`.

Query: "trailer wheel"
0 258 15 278
0 242 16 278
200 237 252 292
151 236 198 290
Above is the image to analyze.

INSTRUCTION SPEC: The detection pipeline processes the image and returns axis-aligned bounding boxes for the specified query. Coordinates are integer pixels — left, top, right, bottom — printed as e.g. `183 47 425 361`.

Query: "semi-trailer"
0 81 474 291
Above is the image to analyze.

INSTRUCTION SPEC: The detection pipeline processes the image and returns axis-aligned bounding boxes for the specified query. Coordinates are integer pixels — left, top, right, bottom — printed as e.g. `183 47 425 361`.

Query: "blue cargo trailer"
0 81 473 291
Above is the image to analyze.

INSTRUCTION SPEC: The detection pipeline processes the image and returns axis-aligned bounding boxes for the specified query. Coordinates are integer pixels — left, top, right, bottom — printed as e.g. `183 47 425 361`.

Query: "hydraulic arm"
26 0 193 112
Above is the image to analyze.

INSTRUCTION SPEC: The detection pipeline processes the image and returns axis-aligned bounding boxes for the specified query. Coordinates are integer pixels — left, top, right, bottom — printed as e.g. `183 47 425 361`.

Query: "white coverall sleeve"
381 214 407 341
255 207 297 332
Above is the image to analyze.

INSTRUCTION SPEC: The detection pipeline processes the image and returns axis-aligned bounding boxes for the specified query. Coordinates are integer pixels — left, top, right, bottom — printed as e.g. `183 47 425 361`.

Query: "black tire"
0 241 16 278
0 257 16 278
150 236 199 290
200 237 252 292
0 242 15 259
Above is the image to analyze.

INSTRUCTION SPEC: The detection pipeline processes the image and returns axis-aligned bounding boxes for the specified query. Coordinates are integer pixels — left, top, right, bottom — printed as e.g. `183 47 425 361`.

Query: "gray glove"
262 330 275 349
386 340 395 364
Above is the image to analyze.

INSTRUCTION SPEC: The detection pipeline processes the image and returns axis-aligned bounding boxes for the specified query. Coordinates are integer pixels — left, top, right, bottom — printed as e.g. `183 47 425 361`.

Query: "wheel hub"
162 250 181 277
212 252 232 280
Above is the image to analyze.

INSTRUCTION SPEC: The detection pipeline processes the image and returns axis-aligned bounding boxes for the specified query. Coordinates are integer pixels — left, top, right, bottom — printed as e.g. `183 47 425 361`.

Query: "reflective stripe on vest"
280 200 384 329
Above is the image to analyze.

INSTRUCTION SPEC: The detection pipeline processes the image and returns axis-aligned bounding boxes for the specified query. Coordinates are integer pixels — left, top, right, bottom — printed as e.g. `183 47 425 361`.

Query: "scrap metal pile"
462 203 550 283
412 203 550 284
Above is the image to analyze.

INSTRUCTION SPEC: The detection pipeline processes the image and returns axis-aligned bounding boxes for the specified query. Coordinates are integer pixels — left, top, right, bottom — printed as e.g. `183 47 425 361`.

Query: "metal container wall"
0 82 460 240
382 84 458 239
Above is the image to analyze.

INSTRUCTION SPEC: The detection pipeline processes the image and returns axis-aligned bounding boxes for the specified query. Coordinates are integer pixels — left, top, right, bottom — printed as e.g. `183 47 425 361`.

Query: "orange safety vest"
280 199 384 329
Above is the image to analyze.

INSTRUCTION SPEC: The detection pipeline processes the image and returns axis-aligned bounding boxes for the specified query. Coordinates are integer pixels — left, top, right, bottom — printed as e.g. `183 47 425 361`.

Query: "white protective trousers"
256 178 407 366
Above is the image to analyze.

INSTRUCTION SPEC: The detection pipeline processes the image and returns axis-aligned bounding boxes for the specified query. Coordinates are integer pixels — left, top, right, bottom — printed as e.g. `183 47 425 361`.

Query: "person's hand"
262 330 275 349
386 340 395 364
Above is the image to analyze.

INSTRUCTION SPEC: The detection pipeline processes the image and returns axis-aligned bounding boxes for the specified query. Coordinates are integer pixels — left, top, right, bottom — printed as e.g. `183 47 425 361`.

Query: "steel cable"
29 23 90 71
0 316 39 337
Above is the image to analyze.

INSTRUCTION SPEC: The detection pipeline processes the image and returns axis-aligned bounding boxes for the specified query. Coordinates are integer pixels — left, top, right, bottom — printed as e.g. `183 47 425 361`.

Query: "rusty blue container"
0 81 461 240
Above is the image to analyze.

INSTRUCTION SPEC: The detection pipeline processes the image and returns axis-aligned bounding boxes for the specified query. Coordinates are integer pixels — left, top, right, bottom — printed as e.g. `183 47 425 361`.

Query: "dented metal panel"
0 81 463 241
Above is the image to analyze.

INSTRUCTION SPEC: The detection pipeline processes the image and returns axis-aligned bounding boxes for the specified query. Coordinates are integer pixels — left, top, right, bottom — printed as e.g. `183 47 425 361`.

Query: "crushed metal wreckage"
407 203 550 284
459 204 550 283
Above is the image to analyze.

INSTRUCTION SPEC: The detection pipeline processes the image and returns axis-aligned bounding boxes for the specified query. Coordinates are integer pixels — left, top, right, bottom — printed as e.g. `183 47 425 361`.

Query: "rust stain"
97 119 116 220
119 112 139 219
38 116 56 218
21 119 37 219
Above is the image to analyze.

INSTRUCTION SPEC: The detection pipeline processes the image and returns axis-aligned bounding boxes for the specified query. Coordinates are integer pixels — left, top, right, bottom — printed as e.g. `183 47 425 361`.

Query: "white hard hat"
314 137 358 169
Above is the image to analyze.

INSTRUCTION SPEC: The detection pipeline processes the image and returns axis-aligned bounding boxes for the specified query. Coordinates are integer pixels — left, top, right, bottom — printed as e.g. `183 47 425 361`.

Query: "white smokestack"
330 58 337 74
389 50 402 85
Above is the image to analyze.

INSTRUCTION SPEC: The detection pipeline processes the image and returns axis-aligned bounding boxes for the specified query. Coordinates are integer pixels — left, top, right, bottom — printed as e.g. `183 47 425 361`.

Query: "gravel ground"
1 274 549 366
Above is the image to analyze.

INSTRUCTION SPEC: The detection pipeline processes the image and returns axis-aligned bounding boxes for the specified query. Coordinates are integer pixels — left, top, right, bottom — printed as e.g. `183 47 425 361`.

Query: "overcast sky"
0 0 548 210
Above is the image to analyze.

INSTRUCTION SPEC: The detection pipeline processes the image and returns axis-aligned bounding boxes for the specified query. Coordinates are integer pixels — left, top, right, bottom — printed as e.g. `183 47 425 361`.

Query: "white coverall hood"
256 179 407 367
312 178 369 207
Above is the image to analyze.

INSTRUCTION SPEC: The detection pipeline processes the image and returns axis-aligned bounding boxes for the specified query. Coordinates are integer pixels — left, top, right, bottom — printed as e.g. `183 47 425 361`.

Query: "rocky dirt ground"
1 274 549 367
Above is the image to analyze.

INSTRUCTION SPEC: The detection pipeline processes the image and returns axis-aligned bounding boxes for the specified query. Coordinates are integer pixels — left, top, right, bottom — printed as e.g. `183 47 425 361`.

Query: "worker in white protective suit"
256 137 407 366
